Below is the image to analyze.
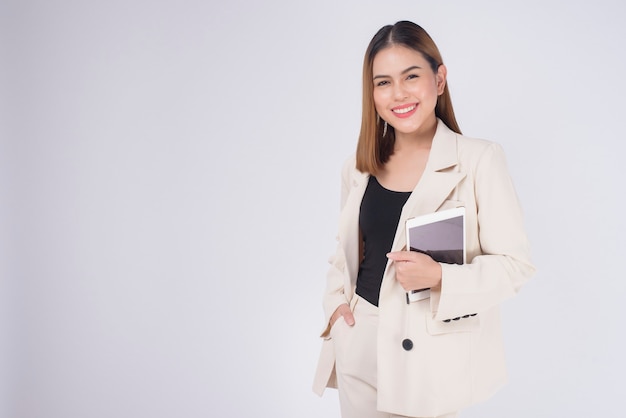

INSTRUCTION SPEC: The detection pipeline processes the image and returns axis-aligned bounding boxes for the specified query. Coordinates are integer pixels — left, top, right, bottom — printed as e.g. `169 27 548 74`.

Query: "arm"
434 142 535 320
320 158 357 337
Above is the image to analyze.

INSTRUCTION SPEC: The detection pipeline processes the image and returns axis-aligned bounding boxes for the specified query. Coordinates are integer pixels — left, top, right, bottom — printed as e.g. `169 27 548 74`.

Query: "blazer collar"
428 118 461 172
348 119 460 191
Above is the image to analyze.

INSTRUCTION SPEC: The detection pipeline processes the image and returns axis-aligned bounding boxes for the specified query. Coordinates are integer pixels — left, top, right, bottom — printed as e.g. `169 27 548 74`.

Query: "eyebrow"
373 65 422 80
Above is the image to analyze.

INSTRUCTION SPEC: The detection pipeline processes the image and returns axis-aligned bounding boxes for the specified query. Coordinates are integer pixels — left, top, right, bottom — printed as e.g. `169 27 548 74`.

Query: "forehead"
372 45 429 75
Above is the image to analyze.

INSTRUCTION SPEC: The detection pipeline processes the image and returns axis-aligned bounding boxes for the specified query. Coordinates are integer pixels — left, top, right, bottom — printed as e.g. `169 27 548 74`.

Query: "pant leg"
332 296 460 418
332 296 387 418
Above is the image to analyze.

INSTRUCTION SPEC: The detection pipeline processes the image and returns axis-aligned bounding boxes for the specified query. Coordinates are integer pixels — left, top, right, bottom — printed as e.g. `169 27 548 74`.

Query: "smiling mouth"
392 104 417 114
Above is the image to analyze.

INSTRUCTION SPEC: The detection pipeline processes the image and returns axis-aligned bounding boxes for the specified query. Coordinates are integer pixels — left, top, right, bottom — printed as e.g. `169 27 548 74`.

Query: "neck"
394 117 438 151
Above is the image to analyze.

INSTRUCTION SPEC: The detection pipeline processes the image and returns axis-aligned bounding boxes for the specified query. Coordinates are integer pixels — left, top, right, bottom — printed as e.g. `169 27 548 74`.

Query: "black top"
356 176 411 307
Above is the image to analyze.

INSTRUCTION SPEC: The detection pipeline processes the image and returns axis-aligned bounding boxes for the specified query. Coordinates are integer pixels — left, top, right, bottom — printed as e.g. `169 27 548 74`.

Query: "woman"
313 21 535 418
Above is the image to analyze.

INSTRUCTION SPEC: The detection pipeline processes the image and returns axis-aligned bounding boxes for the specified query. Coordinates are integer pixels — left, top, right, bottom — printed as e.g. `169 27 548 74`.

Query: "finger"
386 251 416 262
342 311 355 326
398 282 411 291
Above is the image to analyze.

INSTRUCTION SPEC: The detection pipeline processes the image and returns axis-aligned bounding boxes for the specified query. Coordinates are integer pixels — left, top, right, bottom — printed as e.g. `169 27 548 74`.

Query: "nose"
393 83 408 100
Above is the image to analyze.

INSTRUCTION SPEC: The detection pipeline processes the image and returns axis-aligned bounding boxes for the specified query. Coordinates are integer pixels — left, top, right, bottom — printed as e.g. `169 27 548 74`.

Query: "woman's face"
372 45 446 140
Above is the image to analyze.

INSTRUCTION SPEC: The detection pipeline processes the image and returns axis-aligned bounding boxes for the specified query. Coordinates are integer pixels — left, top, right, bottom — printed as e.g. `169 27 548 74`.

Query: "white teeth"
393 105 416 114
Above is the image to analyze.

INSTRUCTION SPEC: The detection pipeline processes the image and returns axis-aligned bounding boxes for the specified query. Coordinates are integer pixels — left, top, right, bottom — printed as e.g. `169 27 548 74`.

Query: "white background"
1 0 625 417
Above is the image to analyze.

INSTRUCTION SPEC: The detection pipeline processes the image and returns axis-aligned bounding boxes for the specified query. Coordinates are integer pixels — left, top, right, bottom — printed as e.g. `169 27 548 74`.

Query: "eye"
375 80 390 87
406 74 419 80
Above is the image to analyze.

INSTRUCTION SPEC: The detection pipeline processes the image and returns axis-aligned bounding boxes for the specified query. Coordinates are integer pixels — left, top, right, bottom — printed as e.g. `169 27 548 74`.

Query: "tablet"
405 207 466 302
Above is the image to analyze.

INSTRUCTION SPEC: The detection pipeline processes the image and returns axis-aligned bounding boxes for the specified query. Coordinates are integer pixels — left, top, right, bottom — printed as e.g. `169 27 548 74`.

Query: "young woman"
313 21 535 418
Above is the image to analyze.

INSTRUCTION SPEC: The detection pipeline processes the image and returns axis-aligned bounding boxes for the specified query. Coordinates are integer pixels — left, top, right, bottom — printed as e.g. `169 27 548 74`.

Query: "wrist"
429 262 443 287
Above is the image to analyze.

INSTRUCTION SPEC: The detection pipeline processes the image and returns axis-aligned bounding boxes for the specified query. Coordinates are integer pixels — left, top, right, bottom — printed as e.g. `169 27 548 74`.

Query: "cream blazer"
313 120 535 417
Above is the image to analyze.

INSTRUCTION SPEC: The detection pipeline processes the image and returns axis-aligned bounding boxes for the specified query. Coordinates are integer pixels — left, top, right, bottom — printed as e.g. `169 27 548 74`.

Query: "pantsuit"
313 120 535 417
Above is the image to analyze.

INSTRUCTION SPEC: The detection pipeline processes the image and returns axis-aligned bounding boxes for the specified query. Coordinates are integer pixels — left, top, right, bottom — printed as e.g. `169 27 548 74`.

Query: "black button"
443 319 451 323
402 339 413 351
470 313 477 316
452 317 460 321
462 314 469 318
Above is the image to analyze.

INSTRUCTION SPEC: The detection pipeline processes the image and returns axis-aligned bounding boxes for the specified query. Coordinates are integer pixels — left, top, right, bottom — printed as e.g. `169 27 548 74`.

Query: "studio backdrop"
1 0 624 417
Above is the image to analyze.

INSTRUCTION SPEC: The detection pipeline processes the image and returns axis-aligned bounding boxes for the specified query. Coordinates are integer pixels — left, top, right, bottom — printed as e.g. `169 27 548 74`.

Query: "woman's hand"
386 250 442 291
330 303 355 327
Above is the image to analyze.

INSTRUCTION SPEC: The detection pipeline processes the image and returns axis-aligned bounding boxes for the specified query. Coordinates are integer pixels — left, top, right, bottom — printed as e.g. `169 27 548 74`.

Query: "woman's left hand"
386 250 442 291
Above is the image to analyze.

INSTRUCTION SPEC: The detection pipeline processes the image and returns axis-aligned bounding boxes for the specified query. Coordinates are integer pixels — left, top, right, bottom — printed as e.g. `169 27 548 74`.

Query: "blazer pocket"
425 313 480 335
329 316 348 339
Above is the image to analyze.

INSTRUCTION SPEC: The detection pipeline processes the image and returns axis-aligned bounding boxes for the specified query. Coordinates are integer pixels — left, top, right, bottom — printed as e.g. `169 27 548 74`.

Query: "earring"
383 121 388 137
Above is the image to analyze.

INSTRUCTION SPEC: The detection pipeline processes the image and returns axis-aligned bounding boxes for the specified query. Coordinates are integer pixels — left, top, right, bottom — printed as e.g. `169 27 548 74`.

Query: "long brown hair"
356 21 461 175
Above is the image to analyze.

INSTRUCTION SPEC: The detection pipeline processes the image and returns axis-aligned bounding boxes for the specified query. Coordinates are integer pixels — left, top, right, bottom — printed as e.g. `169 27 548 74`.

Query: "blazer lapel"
390 119 467 253
378 121 466 302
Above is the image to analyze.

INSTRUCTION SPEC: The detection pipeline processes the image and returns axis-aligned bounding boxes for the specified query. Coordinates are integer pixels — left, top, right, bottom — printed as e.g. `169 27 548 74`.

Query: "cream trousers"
330 295 458 418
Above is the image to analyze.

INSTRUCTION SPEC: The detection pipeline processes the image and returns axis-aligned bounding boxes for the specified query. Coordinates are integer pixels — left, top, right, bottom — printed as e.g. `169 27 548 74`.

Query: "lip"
391 103 418 119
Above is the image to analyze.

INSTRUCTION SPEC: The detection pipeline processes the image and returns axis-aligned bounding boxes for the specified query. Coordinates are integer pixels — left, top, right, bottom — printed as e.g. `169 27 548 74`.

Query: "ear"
436 64 447 95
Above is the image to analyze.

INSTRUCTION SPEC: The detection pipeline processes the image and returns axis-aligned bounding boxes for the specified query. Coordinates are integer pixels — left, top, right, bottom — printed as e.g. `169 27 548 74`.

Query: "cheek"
372 90 387 113
426 80 442 99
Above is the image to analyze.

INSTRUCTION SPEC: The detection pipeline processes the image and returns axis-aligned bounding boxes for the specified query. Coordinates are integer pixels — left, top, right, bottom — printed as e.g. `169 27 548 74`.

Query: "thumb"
386 251 414 262
343 311 355 326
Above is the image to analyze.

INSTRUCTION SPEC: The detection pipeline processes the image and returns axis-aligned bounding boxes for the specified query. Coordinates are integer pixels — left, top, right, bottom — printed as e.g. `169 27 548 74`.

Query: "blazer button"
462 314 470 318
443 319 451 323
452 317 460 321
402 339 413 351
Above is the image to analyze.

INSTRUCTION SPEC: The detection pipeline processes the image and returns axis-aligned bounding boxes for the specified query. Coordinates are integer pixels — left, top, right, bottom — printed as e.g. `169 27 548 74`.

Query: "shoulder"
437 119 502 154
457 132 500 155
452 134 513 185
433 121 510 175
341 154 357 174
454 132 508 169
341 154 363 183
433 120 506 169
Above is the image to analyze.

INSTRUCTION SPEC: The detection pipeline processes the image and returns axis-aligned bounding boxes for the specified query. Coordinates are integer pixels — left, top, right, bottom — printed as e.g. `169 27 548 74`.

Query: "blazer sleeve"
320 157 354 337
434 143 535 321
